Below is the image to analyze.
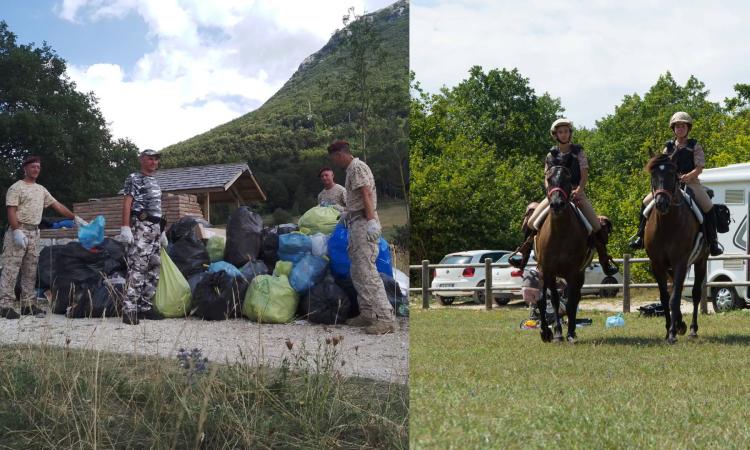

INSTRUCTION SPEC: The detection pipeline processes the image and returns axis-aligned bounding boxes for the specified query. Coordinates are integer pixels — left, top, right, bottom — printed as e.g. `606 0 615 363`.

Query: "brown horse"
535 157 591 343
644 154 708 344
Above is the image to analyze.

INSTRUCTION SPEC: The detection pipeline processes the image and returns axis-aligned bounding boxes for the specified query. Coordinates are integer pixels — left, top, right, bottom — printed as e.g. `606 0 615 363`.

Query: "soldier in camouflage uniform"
317 166 347 211
119 149 168 325
327 140 396 335
1 156 87 319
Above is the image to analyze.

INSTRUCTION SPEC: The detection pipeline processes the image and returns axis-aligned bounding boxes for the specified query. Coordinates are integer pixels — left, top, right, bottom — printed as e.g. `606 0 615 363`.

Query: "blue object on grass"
78 215 105 250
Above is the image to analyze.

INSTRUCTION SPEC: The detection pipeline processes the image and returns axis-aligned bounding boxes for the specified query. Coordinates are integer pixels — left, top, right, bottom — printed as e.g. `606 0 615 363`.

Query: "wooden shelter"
39 162 265 242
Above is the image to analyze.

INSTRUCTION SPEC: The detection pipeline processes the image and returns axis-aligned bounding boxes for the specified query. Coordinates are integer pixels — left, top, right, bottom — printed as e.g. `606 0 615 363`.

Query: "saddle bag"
714 204 731 234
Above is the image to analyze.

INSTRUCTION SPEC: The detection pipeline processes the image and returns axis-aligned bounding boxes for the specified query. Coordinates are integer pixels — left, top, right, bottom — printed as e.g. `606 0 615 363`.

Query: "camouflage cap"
140 149 160 158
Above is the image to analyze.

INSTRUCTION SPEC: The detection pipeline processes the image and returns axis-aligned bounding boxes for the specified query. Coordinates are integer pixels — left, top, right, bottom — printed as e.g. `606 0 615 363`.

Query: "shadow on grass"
586 333 750 347
700 334 750 345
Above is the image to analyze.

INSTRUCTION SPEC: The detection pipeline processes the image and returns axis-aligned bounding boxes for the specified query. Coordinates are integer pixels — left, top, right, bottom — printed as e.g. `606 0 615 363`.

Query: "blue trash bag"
78 215 106 250
52 219 75 229
327 222 393 278
278 233 312 263
289 254 328 293
208 261 244 279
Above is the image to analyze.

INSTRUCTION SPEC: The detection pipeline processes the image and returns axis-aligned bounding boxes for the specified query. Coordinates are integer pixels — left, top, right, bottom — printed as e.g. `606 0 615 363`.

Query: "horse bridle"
651 163 682 206
545 165 572 202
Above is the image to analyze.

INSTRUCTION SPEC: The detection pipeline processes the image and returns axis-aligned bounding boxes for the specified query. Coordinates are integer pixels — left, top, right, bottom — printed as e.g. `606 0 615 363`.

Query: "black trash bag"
239 260 268 284
191 271 248 320
381 273 408 317
334 277 360 318
65 280 122 318
224 207 263 267
167 217 210 279
299 278 351 324
187 272 209 295
41 239 127 288
259 223 298 271
50 281 86 315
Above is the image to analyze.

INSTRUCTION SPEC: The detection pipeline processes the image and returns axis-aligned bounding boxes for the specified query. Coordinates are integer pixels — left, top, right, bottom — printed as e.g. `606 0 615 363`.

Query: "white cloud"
57 0 391 149
412 0 749 128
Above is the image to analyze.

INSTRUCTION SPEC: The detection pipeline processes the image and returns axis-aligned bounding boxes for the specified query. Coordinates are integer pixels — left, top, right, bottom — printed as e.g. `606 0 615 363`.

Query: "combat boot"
365 320 397 335
594 228 619 276
122 309 139 325
705 207 724 256
20 304 46 316
0 307 20 319
346 315 374 327
628 205 647 249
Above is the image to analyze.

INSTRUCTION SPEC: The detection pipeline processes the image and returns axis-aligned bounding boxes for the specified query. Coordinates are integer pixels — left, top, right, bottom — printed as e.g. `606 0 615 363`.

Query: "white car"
491 253 622 305
431 250 510 305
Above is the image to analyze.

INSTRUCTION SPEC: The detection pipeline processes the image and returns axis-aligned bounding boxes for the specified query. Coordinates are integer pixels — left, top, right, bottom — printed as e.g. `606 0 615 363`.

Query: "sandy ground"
0 313 409 384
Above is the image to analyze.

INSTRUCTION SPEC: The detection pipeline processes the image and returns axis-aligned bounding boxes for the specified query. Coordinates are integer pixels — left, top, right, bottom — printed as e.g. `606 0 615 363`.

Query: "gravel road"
0 313 409 384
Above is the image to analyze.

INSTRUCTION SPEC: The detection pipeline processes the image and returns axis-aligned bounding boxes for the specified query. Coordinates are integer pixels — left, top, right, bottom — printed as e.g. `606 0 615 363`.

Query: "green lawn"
410 305 750 449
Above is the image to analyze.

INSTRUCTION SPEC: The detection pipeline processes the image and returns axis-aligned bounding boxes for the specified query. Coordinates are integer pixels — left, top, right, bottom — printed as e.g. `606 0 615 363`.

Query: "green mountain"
160 1 409 217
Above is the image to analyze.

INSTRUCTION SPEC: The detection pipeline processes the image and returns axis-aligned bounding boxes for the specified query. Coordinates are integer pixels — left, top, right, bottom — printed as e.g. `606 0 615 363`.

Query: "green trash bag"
154 248 191 318
206 236 226 262
273 260 293 277
243 274 299 324
298 206 340 235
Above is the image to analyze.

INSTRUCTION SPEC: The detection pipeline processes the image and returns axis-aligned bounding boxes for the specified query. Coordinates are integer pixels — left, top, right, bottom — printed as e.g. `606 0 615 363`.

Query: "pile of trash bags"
36 205 409 324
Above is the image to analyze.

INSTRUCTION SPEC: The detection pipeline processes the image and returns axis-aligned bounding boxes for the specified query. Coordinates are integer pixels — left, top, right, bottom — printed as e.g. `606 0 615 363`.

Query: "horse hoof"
553 336 563 343
676 322 687 336
667 336 677 345
689 331 698 339
567 336 577 344
540 328 553 343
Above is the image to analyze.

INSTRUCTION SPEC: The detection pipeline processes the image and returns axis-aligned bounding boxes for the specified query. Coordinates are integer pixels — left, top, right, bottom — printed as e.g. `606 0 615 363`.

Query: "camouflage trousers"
124 219 161 313
347 216 394 322
0 225 40 308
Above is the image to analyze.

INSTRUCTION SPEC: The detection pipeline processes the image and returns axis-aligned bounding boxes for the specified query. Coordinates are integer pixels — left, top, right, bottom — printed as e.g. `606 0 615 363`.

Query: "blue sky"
411 0 750 129
2 0 395 149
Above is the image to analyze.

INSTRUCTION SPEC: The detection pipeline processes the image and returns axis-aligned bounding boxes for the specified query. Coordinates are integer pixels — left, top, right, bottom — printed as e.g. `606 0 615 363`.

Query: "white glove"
338 212 348 228
12 229 27 249
366 219 381 242
74 215 89 227
159 232 168 248
119 226 134 245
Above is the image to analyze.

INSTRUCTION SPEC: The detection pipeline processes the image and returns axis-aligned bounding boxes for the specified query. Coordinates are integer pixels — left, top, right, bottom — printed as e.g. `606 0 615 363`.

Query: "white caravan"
686 162 750 311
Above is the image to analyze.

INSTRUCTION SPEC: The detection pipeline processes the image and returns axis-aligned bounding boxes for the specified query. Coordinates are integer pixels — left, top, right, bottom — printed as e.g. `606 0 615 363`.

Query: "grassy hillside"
160 1 409 216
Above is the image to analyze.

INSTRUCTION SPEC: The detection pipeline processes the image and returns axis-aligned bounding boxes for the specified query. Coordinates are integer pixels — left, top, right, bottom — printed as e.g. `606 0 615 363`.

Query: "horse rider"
628 111 723 256
509 118 619 276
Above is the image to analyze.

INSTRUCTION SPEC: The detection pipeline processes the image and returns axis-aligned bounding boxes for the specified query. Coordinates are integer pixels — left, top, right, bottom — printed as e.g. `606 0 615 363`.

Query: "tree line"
410 66 750 279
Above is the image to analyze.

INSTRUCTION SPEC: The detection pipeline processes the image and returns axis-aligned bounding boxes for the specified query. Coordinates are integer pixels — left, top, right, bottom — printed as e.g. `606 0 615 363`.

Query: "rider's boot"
705 206 724 256
628 204 648 249
509 229 536 270
594 227 619 276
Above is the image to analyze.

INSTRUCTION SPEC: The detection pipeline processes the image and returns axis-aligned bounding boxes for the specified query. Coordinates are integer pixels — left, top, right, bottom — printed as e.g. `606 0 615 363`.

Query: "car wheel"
436 295 455 306
711 286 744 313
599 276 619 298
473 281 485 305
494 296 510 306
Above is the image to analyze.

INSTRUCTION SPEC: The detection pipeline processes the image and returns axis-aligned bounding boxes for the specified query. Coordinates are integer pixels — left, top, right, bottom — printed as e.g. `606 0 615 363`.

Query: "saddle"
643 187 703 224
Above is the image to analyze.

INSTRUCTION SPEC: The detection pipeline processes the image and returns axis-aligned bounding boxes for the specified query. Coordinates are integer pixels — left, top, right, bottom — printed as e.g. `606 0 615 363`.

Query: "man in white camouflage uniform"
0 156 87 319
317 166 347 211
118 149 168 325
327 140 396 335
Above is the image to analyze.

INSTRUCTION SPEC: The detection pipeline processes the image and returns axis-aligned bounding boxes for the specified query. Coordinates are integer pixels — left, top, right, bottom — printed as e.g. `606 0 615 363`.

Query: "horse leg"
566 273 584 344
690 258 707 338
652 267 671 341
547 276 563 343
538 281 552 343
668 265 689 343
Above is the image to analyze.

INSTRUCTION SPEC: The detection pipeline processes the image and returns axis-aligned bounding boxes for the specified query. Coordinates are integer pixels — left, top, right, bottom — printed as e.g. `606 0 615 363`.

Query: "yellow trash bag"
154 247 192 317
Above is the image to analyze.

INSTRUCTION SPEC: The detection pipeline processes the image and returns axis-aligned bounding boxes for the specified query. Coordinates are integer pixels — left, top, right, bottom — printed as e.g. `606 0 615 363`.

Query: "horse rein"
651 165 683 207
545 165 572 203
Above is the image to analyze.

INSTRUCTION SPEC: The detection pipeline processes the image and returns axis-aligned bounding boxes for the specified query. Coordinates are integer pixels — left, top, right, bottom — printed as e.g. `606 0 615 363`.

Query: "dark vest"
665 139 697 175
546 145 582 187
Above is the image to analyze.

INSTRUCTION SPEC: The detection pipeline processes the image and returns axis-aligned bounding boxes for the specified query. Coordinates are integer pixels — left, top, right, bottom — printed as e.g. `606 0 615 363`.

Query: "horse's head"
545 156 573 214
646 154 679 214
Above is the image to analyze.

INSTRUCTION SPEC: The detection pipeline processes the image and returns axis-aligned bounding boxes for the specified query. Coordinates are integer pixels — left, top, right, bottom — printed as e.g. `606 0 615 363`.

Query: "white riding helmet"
550 118 573 137
669 111 693 129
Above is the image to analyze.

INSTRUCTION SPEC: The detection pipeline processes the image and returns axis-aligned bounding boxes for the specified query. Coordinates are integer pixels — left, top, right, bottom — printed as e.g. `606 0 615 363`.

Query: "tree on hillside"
0 21 138 222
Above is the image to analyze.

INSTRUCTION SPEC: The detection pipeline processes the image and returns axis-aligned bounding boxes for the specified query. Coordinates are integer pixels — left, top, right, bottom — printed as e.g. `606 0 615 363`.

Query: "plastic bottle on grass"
605 313 625 328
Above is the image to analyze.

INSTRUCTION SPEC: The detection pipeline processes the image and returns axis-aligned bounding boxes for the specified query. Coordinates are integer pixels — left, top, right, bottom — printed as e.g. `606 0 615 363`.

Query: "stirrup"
709 242 724 256
628 235 644 249
508 253 526 269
